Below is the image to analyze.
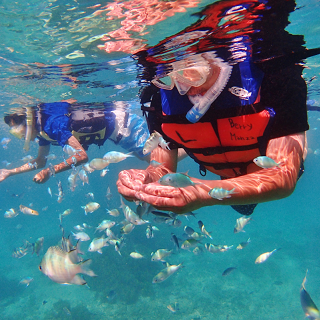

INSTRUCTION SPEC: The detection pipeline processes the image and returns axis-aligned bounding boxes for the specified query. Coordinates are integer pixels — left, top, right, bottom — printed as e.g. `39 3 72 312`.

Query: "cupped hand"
0 169 11 182
133 182 208 214
117 169 154 201
33 169 50 184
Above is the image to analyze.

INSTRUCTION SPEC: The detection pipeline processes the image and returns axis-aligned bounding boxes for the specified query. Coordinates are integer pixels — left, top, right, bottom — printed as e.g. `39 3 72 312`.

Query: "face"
187 63 221 96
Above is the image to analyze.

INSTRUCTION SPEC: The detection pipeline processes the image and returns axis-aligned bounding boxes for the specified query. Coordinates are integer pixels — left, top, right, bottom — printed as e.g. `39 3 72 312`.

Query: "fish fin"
97 249 102 254
79 259 97 277
70 275 87 285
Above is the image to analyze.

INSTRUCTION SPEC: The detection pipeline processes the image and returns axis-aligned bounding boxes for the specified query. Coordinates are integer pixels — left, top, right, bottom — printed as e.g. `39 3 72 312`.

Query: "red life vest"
161 106 274 178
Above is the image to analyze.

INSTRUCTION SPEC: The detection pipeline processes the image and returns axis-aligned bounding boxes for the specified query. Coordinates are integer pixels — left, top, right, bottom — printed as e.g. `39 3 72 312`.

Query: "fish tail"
79 259 97 277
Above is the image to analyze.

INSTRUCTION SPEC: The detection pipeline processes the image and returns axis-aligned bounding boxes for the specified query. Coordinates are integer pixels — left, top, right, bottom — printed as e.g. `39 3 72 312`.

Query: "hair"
4 113 26 126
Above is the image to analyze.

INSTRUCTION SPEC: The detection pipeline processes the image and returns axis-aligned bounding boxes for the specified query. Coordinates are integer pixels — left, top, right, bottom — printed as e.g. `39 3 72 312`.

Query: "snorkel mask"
8 107 33 151
152 52 232 123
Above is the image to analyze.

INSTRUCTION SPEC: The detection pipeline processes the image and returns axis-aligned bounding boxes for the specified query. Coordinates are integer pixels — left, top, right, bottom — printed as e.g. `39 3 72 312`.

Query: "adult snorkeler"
1 101 150 183
117 0 320 215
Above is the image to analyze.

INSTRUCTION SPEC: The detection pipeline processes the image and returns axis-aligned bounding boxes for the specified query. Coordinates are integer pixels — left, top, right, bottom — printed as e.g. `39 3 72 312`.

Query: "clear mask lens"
9 125 25 140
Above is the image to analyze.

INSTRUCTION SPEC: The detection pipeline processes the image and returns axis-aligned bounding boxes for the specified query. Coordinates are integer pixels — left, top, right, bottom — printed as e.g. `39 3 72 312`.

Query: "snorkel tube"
23 107 33 151
186 53 232 123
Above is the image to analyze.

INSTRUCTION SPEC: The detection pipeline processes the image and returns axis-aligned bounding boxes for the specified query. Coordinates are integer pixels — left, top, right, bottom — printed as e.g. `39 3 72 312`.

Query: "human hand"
0 169 11 182
133 181 210 214
117 169 155 201
33 168 50 184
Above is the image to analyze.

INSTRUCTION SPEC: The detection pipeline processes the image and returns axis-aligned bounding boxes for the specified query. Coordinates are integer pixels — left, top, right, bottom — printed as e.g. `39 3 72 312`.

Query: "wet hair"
4 113 26 126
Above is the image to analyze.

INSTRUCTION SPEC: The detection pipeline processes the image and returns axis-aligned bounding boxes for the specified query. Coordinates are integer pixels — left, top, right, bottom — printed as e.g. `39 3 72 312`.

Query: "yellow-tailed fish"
152 263 183 283
71 231 90 242
234 216 252 233
255 248 280 264
205 243 233 253
120 223 135 234
32 237 44 256
19 277 33 287
95 220 115 233
300 270 320 320
39 246 96 285
208 187 237 200
120 198 149 225
19 205 39 216
83 163 95 173
79 169 89 185
106 208 120 217
181 239 201 251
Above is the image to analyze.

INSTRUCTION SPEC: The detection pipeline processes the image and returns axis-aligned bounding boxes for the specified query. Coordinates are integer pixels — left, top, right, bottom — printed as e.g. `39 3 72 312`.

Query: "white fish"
255 248 280 264
39 246 96 285
234 216 252 233
95 220 115 233
253 156 282 169
21 155 33 162
102 151 134 163
68 169 79 192
158 136 170 150
1 137 11 148
152 263 183 283
45 153 56 160
79 169 89 185
47 187 52 197
85 192 94 200
100 168 109 177
151 249 173 262
208 187 237 200
130 252 144 259
4 208 18 218
105 186 112 200
106 208 120 217
143 131 161 155
71 231 90 242
83 163 95 173
74 225 85 231
89 158 109 170
63 145 81 156
81 202 100 215
88 236 109 254
120 198 149 225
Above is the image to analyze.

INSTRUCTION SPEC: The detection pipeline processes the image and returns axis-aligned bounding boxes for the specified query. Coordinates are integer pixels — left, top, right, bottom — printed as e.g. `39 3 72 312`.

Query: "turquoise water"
1 1 320 319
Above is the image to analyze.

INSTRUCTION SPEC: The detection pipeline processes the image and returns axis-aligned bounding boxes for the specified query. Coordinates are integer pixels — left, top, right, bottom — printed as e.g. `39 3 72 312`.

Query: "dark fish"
106 289 117 301
171 233 180 252
184 226 195 236
300 270 320 320
222 267 237 276
42 300 47 305
151 210 173 218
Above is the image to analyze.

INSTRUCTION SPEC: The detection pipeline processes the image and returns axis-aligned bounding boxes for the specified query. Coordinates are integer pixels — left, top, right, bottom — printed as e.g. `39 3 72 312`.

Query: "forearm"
192 133 306 207
10 162 39 176
52 152 88 174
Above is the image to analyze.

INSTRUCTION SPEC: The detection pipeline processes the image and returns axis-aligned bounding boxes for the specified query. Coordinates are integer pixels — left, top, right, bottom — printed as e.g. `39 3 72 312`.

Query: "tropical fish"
71 231 90 242
19 205 39 216
253 156 282 169
81 202 100 215
236 238 251 250
300 270 320 320
130 252 145 259
21 155 33 162
12 246 29 259
198 220 212 239
143 131 162 155
105 186 112 200
1 137 11 148
79 169 89 185
4 208 18 218
62 145 81 157
74 225 85 231
100 168 109 177
106 208 120 217
159 173 201 188
47 187 52 197
88 236 109 254
208 187 237 200
57 180 64 203
158 136 170 151
167 302 179 313
68 169 79 192
39 246 96 285
95 220 115 233
120 198 149 225
171 233 180 252
205 243 233 253
45 153 56 160
83 163 95 173
151 249 173 262
255 248 280 264
222 267 237 276
89 158 109 170
102 151 134 163
152 263 183 283
19 277 34 287
120 223 135 234
234 216 252 233
150 160 164 167
181 239 201 251
32 237 44 256
146 225 154 239
85 192 94 200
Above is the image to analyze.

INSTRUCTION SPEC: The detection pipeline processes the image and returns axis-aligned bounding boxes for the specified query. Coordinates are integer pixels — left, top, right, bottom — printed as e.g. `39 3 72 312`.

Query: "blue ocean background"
1 0 320 319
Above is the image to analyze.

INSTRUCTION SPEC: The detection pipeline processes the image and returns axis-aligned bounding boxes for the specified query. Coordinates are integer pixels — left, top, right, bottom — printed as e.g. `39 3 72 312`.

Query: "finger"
117 181 140 200
135 191 182 208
